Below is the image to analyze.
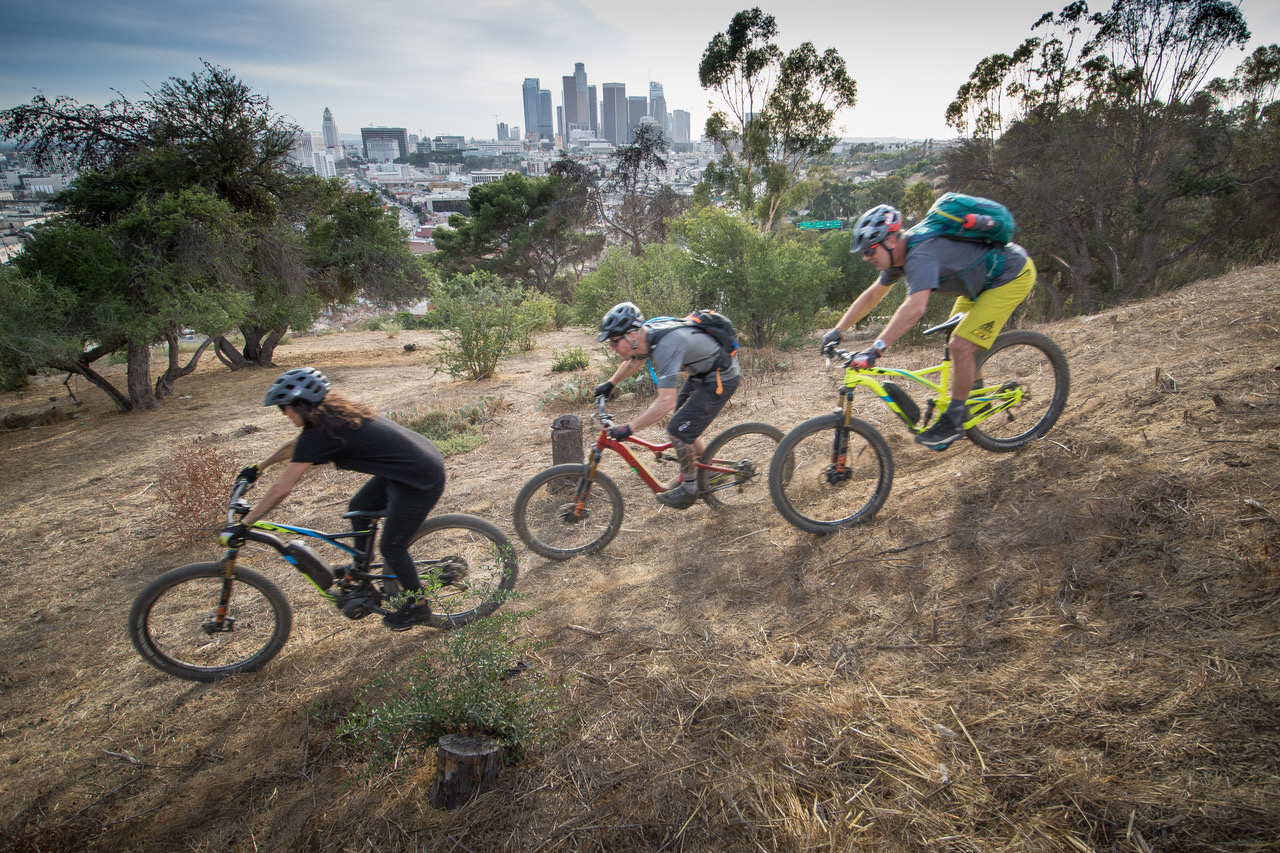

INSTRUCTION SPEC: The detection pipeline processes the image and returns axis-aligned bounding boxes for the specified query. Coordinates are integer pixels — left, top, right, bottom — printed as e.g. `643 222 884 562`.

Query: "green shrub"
536 373 596 409
430 273 523 380
387 396 510 456
335 607 564 770
353 314 403 333
550 345 590 372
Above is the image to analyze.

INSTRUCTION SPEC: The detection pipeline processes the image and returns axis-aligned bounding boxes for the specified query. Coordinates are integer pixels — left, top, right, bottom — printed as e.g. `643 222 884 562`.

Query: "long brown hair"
294 392 376 435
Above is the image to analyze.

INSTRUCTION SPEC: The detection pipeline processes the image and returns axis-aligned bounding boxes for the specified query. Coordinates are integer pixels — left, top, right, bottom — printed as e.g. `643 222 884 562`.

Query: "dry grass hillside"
1 265 1277 852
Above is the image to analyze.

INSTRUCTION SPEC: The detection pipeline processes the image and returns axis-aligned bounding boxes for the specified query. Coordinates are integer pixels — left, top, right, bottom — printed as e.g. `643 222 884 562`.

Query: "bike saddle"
923 313 965 336
341 508 387 521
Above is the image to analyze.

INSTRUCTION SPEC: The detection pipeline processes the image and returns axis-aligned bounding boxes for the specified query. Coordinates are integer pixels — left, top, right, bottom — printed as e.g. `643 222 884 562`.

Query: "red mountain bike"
513 397 781 559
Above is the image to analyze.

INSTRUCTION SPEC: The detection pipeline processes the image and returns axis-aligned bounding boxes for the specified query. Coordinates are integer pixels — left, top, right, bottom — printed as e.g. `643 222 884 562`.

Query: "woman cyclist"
219 367 446 631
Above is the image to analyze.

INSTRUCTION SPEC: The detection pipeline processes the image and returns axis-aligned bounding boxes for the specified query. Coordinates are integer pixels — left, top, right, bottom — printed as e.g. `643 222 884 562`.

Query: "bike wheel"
411 514 518 630
769 414 894 534
128 563 292 682
513 464 624 560
697 422 783 510
966 330 1070 452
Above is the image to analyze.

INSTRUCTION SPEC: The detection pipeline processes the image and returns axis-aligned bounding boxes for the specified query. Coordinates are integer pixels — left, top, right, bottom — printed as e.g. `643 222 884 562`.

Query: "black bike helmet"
263 367 330 407
850 204 903 254
598 301 644 342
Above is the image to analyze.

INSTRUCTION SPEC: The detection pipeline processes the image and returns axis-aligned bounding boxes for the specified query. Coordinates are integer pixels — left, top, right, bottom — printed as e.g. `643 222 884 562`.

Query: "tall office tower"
561 62 590 134
562 76 577 134
673 109 691 144
522 78 540 140
601 83 626 145
322 107 341 152
538 89 554 140
497 122 508 141
587 85 598 134
573 63 588 131
511 125 520 141
627 95 648 143
648 83 667 138
557 105 565 143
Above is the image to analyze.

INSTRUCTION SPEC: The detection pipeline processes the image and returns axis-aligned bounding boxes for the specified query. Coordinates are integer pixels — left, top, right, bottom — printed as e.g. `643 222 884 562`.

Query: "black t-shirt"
292 415 444 490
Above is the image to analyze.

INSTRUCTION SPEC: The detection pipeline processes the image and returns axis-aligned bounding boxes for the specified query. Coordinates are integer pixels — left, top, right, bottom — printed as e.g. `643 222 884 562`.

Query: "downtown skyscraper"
322 107 341 152
601 82 626 146
522 78 554 141
561 62 590 138
648 83 667 137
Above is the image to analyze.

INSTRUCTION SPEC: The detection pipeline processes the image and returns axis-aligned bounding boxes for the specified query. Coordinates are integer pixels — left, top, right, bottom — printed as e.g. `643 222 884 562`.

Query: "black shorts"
667 373 740 444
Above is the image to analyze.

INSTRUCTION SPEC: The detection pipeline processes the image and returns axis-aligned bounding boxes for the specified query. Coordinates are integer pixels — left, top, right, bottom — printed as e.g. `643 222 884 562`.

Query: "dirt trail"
1 266 1277 852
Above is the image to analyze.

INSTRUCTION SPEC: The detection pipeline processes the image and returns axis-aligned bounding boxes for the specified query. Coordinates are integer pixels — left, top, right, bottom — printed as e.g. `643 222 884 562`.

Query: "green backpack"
904 193 1018 295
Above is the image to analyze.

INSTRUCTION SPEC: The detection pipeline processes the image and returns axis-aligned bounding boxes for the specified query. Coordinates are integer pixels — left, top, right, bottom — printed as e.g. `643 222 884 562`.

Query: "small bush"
515 291 558 352
154 438 242 546
550 346 590 372
430 273 523 380
387 396 510 457
536 373 597 409
335 607 564 770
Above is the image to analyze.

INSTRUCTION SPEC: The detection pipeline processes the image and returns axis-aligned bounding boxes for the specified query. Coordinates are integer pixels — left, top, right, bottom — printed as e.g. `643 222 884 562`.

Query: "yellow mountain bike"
768 315 1069 534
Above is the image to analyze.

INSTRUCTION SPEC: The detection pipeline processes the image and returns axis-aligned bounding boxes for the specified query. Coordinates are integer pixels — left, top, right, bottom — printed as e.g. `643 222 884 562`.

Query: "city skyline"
3 0 1278 144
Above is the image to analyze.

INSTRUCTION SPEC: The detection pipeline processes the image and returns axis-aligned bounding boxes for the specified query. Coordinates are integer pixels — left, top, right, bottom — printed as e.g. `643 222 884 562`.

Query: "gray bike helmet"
850 204 903 254
263 367 330 407
598 301 644 342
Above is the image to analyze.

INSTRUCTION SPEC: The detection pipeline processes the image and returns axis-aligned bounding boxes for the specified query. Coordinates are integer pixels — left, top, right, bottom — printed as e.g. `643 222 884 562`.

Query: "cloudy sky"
3 0 1279 143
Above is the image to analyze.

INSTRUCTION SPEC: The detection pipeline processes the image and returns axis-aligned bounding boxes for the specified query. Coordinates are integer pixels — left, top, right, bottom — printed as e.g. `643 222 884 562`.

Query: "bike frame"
831 323 1025 435
213 482 396 627
584 398 747 493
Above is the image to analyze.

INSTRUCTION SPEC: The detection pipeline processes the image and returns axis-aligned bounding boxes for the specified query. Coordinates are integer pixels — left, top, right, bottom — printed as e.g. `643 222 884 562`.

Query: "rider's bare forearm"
258 440 296 471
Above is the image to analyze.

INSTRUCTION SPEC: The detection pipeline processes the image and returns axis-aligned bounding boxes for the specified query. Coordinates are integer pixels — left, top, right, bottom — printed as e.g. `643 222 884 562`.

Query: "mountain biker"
593 301 741 510
821 203 1035 450
218 367 447 631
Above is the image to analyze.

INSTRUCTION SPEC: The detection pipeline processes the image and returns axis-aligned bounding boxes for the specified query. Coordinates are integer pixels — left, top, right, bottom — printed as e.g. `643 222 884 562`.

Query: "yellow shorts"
951 258 1035 349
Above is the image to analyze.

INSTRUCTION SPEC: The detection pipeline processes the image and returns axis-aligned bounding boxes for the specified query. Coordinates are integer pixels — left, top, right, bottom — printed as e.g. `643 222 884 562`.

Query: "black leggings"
349 475 445 592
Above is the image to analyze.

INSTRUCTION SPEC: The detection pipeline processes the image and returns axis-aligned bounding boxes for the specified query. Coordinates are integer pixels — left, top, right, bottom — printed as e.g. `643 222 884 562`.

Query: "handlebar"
227 478 254 524
593 395 615 428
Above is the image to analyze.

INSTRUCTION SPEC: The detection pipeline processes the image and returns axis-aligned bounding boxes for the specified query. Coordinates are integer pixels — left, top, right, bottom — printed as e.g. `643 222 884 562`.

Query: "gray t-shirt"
878 237 1029 298
647 326 742 390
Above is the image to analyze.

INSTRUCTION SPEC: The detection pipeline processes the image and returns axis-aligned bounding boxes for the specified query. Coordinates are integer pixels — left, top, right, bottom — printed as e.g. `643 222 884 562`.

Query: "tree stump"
550 414 583 493
428 734 503 810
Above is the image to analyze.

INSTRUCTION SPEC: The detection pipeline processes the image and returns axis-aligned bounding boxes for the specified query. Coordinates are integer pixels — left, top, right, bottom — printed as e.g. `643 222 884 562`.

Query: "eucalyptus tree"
944 0 1264 310
698 7 857 231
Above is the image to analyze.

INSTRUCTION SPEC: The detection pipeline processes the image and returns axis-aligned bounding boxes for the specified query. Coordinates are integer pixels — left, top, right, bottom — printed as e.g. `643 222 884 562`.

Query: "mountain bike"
513 397 782 559
769 315 1069 534
128 479 518 682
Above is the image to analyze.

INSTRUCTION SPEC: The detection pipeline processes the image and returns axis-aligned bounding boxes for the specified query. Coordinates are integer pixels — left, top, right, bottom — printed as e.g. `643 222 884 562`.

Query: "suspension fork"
832 387 856 471
213 550 240 630
572 445 604 511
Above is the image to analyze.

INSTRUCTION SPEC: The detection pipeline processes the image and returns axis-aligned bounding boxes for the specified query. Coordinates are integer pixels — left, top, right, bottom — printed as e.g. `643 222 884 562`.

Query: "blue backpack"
904 193 1017 295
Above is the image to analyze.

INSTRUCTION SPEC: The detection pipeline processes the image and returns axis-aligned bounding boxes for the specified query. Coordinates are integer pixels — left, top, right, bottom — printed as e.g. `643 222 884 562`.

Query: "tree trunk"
428 734 502 810
126 343 160 411
155 331 215 399
213 335 249 370
256 328 285 367
54 358 132 412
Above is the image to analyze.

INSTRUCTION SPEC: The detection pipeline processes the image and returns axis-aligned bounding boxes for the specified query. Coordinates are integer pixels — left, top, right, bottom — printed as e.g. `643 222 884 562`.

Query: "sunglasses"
861 243 882 259
607 335 626 346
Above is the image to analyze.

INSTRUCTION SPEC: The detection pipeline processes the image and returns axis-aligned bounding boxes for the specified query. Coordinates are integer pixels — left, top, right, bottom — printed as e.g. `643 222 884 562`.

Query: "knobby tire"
966 330 1070 452
697 422 783 510
128 563 292 682
513 465 624 560
769 414 894 534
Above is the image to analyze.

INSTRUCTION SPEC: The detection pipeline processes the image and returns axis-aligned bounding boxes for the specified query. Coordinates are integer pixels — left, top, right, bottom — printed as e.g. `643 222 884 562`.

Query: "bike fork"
572 449 603 516
831 390 854 472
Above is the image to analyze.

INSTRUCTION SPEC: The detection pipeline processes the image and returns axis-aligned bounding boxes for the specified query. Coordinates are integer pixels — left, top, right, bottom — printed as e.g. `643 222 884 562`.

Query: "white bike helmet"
263 367 330 407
